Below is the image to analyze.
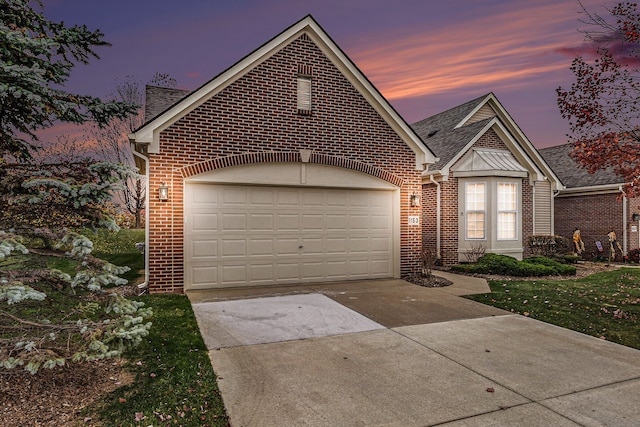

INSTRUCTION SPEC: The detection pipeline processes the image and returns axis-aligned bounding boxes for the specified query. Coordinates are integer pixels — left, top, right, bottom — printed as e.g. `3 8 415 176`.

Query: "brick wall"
555 192 640 257
422 128 537 265
147 34 423 292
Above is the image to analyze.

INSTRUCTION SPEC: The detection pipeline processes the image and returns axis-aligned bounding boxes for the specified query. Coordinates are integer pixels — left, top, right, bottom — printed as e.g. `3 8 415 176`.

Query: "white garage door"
184 184 394 289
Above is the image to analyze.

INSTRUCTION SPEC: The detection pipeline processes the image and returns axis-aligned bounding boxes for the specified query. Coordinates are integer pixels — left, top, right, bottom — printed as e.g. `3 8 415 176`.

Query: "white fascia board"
455 93 562 189
556 183 623 197
454 94 492 129
490 120 544 181
130 15 436 170
438 118 496 178
485 95 563 187
130 18 314 153
304 23 436 170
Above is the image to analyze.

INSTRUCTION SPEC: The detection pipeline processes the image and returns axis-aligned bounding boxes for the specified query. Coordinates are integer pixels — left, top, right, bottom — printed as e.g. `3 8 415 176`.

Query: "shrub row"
451 253 576 277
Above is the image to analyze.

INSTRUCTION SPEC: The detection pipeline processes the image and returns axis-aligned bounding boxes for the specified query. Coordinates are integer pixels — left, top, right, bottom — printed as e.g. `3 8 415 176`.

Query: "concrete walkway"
188 274 640 426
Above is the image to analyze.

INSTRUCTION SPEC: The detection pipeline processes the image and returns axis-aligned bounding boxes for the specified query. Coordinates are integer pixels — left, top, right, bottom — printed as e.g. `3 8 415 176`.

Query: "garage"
184 180 398 289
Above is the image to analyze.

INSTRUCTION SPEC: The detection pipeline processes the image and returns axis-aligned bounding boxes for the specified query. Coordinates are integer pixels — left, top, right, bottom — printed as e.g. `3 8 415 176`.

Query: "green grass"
88 294 229 426
466 268 640 350
83 228 145 285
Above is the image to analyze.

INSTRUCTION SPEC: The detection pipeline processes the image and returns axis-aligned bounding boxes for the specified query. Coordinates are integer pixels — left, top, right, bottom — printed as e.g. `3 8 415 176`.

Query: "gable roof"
538 143 624 190
411 93 561 187
144 85 191 122
129 15 436 169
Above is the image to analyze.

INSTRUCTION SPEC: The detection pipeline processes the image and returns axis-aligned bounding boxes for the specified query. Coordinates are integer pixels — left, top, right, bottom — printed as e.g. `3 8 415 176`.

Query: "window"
465 182 485 239
497 183 517 240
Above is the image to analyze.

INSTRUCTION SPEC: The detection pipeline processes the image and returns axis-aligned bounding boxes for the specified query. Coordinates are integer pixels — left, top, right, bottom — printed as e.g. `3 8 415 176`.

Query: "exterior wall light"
410 193 420 207
158 183 169 201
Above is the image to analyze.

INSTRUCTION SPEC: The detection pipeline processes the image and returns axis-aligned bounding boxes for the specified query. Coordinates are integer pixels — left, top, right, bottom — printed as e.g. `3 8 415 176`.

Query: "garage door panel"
250 264 274 282
300 262 324 279
276 238 300 255
192 213 218 232
277 191 299 206
222 188 247 205
350 238 370 253
326 214 347 230
249 189 275 205
371 259 393 275
222 213 246 231
302 214 324 230
192 240 218 258
277 214 299 230
249 213 274 231
302 191 324 206
371 237 391 252
185 184 395 289
249 239 273 256
277 263 299 280
221 239 246 257
221 264 246 284
192 266 218 287
349 260 369 275
371 215 391 230
349 215 370 229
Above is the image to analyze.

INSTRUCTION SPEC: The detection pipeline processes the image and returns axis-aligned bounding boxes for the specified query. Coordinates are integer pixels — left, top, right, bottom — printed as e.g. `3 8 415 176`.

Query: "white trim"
555 183 623 197
496 181 519 241
129 16 436 170
453 94 562 189
464 181 487 240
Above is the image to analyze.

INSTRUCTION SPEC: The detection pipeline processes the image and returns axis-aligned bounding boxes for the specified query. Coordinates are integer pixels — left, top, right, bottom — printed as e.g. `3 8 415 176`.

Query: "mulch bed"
0 359 133 427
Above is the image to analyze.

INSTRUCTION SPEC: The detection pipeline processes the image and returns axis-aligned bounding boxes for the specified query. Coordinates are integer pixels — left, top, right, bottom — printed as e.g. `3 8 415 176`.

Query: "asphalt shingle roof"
144 85 192 123
410 94 491 170
538 143 623 188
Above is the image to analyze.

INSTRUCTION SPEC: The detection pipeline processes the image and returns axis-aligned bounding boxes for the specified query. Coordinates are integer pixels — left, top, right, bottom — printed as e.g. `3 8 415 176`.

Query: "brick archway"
179 151 405 187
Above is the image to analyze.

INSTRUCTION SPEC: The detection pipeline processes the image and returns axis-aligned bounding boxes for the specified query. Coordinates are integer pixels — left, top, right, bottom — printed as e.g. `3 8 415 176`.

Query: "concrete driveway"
188 273 640 426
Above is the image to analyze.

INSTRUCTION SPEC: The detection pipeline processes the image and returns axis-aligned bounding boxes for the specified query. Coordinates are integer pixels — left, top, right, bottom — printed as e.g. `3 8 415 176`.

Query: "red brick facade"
555 193 640 258
422 128 535 265
146 34 423 292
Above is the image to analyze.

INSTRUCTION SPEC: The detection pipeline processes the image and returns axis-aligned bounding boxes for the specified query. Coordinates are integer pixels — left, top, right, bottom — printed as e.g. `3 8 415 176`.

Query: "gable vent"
467 104 496 124
297 64 313 115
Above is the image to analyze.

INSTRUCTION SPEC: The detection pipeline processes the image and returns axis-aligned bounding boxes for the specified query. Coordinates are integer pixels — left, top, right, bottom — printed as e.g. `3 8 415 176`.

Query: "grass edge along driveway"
465 267 640 351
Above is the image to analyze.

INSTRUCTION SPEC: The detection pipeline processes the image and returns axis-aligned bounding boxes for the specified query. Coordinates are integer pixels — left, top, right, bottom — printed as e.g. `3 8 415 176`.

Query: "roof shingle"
538 143 623 188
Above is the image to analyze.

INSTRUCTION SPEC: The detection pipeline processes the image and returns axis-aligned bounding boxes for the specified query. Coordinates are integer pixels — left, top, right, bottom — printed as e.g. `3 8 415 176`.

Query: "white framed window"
465 182 485 239
497 182 517 240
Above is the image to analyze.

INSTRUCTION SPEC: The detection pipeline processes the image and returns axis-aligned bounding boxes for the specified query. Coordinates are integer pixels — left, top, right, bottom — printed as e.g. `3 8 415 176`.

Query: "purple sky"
44 0 608 148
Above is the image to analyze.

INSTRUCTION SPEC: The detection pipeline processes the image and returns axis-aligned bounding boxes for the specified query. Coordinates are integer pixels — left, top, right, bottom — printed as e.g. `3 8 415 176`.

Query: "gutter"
429 175 441 259
622 186 628 255
131 145 150 294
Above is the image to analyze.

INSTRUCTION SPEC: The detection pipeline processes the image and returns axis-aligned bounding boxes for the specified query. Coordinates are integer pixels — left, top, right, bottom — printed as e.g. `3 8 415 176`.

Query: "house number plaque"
408 216 420 226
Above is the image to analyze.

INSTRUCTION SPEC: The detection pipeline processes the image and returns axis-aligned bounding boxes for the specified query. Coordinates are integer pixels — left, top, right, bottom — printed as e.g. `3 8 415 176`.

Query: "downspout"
132 147 150 294
429 175 441 259
622 187 628 255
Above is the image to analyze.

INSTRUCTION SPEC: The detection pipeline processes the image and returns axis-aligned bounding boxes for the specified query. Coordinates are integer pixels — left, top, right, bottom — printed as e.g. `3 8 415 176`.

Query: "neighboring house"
539 143 640 258
412 94 562 265
130 15 436 292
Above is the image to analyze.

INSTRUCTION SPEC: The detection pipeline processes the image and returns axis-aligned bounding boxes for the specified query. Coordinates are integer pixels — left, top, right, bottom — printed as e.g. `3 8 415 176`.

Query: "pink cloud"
345 1 589 100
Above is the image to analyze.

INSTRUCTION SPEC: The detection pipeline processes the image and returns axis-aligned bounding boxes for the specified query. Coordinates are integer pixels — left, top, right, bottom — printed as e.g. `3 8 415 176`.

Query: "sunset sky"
44 0 609 148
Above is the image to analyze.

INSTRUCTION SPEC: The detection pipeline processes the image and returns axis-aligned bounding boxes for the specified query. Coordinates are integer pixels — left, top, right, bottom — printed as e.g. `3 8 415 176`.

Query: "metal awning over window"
453 149 527 177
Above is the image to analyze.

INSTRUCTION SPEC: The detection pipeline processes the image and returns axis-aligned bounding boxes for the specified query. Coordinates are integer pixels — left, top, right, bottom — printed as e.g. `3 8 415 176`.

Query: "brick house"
129 15 436 292
539 143 640 258
412 94 561 265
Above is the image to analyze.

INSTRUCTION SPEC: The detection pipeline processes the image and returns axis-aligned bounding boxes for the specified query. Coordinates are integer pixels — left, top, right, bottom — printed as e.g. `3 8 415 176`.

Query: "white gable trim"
129 16 435 170
453 94 562 190
424 118 545 183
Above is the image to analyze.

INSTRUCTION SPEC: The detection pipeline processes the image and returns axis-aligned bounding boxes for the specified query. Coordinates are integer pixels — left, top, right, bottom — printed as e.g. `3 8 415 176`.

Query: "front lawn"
465 268 640 350
88 294 229 426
